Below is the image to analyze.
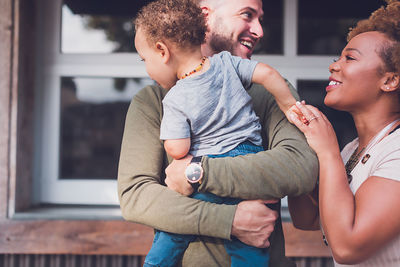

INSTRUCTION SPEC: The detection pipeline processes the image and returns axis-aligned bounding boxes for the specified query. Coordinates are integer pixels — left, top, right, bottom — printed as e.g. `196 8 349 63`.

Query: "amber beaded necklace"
179 56 206 80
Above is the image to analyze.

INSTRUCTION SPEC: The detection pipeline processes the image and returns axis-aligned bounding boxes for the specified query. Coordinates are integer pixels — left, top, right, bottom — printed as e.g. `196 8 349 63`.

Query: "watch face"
185 163 203 183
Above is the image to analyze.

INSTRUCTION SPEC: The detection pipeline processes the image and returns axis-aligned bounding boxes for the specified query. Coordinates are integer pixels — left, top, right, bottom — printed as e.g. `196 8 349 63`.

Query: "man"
118 0 318 266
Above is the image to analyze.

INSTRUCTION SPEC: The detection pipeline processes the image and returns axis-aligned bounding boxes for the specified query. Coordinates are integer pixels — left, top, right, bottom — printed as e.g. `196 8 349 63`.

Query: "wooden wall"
0 219 330 257
0 0 13 220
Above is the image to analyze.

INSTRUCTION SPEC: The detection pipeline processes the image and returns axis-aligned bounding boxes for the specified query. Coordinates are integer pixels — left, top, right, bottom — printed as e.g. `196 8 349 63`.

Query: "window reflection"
61 0 151 53
298 0 382 55
297 80 356 149
254 0 283 54
62 5 126 53
60 76 154 179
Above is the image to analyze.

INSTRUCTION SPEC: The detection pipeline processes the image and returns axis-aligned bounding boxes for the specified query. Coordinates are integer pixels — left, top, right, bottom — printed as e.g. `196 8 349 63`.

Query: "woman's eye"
345 56 355 61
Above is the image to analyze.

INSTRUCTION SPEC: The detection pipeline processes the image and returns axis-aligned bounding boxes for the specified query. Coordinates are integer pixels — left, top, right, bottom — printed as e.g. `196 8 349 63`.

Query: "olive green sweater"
118 83 318 266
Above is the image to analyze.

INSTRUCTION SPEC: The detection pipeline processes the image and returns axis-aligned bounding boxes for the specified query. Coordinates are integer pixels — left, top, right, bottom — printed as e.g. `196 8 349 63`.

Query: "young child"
134 0 297 266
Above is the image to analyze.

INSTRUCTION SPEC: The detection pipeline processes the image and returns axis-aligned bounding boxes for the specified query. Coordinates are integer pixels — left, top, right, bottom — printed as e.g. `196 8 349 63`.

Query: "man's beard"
208 31 235 55
208 18 236 55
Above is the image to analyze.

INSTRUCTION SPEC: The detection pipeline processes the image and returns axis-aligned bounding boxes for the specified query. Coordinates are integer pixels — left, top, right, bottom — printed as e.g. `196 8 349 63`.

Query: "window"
34 0 379 206
298 0 382 55
34 0 153 205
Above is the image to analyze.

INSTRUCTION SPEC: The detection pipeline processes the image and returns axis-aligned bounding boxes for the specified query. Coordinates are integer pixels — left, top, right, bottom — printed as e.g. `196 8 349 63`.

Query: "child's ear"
155 41 170 63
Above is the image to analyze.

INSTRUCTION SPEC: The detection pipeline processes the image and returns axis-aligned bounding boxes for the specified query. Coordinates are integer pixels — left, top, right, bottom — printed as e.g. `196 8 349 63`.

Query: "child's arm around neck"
251 63 297 121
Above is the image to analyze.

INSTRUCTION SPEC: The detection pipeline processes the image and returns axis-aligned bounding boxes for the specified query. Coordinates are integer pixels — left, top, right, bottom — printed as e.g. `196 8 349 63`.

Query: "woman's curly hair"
348 0 400 74
134 0 207 50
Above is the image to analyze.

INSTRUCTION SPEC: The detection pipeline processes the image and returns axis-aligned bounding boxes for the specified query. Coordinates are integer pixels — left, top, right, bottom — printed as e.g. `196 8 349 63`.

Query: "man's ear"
201 6 210 17
201 6 211 34
381 73 400 92
155 41 170 63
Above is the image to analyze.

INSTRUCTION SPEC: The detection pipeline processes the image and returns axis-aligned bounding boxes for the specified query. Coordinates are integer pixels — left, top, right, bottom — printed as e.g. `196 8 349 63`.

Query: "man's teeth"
329 80 340 86
240 40 253 48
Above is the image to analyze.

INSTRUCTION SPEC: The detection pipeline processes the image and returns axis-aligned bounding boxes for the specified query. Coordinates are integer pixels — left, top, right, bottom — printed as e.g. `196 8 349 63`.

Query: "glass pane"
298 0 382 55
61 0 152 53
60 76 154 179
297 80 356 149
254 0 283 55
62 0 282 54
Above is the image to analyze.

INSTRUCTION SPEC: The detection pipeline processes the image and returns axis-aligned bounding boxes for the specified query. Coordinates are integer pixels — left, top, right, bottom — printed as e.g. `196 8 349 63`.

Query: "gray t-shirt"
160 51 262 157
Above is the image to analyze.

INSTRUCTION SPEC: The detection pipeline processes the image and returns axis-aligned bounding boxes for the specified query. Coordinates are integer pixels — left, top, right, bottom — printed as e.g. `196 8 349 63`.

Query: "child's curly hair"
348 0 400 74
134 0 207 50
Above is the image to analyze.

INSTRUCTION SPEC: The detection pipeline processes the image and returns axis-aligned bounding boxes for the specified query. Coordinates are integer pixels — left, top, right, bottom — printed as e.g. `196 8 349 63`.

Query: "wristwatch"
184 156 203 192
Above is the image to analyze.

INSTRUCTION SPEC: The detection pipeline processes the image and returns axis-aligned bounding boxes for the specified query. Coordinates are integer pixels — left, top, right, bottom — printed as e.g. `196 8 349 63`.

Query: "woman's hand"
289 101 340 156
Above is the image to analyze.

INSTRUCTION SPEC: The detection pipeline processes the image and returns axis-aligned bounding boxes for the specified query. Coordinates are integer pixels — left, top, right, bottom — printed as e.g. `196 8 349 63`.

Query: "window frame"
34 0 148 205
34 0 336 205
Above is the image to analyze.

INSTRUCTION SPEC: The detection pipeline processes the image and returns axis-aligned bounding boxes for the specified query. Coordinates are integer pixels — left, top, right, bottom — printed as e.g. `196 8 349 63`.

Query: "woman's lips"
326 79 342 91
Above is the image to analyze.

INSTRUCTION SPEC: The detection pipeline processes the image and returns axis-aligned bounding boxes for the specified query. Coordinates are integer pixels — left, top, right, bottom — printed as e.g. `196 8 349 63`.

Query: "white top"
334 127 400 266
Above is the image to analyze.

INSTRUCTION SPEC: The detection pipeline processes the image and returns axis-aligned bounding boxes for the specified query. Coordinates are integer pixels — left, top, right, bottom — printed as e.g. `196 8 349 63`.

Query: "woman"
288 1 400 266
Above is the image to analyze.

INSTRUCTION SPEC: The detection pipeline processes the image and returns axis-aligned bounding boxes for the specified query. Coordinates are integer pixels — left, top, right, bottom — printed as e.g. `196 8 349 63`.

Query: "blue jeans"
144 141 270 267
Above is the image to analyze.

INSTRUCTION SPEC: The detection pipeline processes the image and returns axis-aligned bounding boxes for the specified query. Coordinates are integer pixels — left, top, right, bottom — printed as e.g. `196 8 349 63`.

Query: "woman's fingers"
291 101 328 130
295 101 320 125
295 101 313 119
289 110 309 133
304 105 322 119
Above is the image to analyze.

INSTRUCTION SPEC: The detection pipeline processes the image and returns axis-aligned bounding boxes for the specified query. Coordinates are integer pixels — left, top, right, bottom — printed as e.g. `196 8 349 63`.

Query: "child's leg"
222 197 270 267
145 141 269 267
144 230 195 267
210 141 271 267
144 192 224 267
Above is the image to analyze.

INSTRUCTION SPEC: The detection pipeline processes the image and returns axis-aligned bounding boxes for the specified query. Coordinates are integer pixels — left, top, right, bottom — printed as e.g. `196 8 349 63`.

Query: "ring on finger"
308 116 318 123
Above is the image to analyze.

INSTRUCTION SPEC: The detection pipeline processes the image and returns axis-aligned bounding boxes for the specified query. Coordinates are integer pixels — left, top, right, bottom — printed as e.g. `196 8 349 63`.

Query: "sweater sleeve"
117 85 236 239
200 83 318 199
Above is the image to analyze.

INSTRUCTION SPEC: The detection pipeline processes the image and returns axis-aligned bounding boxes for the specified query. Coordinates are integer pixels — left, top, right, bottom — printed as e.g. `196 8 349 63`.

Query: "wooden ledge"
283 223 331 257
0 220 331 257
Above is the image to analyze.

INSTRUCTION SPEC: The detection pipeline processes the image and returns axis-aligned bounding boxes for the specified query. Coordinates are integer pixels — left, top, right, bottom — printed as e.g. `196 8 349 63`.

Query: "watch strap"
190 181 200 192
191 156 202 164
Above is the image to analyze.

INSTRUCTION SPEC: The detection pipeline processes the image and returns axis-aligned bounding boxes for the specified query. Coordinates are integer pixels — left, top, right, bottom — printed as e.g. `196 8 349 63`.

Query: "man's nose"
250 20 264 39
